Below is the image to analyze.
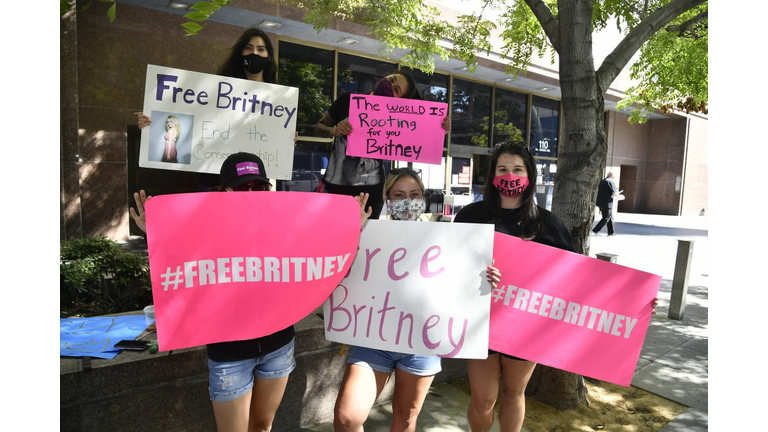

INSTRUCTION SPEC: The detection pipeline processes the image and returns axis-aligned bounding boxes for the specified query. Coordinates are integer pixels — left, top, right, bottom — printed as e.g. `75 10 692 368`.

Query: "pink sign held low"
346 94 448 165
145 192 361 351
490 232 660 386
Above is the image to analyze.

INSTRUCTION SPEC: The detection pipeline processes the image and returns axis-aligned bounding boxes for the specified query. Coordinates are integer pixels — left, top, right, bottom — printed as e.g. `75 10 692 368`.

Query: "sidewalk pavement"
293 212 709 431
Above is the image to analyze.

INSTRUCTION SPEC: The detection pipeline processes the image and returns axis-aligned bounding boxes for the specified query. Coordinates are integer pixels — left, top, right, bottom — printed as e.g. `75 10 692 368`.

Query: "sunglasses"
229 180 268 192
495 141 531 153
389 167 422 176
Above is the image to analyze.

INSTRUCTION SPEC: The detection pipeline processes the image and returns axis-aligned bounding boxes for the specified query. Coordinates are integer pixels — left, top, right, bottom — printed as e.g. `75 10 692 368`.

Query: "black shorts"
488 349 530 362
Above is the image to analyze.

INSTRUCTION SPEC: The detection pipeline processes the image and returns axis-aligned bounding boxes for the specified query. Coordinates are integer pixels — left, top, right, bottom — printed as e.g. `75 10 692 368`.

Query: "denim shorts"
208 338 296 402
347 346 441 376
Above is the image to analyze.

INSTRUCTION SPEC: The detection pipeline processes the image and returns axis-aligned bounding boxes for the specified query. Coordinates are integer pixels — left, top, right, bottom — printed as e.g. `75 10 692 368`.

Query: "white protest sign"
323 220 494 359
138 65 298 180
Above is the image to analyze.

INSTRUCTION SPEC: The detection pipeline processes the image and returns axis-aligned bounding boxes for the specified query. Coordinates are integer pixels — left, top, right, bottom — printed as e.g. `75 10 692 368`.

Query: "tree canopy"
295 0 708 122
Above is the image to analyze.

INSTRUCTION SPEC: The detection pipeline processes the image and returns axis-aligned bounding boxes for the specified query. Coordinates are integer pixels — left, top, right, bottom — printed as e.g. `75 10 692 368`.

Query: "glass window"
402 67 450 151
402 67 449 103
530 96 560 157
451 78 491 147
275 139 331 192
337 53 397 96
534 158 557 211
493 88 527 145
277 42 335 137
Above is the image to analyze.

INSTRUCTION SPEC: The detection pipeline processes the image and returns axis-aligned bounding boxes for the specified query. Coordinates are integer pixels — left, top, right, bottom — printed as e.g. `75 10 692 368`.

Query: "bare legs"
467 353 536 432
334 365 390 432
212 375 289 432
334 364 435 432
390 368 435 432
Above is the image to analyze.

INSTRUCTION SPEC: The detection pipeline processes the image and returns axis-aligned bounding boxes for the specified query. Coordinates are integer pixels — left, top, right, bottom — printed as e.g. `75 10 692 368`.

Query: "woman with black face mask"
315 71 450 219
135 28 290 192
217 27 278 83
136 28 277 128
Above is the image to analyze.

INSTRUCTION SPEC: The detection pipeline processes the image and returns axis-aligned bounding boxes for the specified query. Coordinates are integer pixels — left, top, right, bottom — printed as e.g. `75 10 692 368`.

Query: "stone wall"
60 309 468 431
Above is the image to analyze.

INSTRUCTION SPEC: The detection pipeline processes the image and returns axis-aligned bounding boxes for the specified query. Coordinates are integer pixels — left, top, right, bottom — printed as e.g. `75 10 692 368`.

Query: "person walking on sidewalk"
592 172 621 236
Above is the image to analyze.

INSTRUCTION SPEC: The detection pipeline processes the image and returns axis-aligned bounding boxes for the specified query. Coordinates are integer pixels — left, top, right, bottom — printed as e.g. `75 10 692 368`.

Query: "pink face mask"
493 173 529 198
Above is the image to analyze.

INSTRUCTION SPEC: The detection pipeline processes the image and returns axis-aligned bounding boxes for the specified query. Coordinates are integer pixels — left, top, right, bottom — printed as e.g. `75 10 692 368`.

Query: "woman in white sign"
334 168 501 432
130 152 296 432
453 142 574 432
161 115 181 163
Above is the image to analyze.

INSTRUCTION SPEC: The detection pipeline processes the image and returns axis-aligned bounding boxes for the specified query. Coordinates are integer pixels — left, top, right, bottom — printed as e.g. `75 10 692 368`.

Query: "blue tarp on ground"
60 315 148 359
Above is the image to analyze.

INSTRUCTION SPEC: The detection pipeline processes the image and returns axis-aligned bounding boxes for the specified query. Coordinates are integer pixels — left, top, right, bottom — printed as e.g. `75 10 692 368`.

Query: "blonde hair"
166 115 181 136
383 168 425 202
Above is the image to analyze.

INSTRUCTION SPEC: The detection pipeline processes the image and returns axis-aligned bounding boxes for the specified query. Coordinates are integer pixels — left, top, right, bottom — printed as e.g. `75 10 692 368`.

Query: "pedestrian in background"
592 172 621 236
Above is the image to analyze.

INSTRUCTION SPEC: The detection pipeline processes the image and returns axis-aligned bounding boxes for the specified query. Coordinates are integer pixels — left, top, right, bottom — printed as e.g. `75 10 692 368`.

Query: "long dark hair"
394 70 421 100
217 28 277 83
483 142 541 240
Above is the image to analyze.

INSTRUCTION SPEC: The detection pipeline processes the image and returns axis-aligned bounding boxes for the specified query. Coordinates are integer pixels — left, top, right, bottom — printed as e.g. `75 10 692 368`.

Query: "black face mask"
242 53 269 75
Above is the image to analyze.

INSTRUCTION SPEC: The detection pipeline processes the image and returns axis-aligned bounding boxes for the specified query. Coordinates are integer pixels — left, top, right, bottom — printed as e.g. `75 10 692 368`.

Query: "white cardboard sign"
138 65 298 180
323 220 494 359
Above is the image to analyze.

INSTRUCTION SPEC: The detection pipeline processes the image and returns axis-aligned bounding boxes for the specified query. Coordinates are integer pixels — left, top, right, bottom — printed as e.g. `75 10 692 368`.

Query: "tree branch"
523 0 560 52
666 10 708 38
595 0 706 92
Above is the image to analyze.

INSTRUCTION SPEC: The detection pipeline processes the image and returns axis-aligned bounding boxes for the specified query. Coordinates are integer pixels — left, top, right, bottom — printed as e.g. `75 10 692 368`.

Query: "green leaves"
60 237 152 318
181 0 232 35
61 0 116 22
618 3 708 122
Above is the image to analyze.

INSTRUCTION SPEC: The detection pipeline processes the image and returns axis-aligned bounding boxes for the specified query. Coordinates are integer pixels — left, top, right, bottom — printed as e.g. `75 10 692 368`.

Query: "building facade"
60 0 708 242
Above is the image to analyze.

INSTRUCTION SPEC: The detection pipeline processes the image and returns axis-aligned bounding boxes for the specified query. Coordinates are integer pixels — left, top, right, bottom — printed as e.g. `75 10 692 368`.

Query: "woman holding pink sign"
131 153 296 432
454 142 573 432
333 168 501 432
315 71 450 219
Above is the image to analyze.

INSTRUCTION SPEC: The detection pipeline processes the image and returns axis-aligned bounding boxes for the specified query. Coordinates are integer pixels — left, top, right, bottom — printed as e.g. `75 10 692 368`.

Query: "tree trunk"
526 364 589 410
525 0 604 409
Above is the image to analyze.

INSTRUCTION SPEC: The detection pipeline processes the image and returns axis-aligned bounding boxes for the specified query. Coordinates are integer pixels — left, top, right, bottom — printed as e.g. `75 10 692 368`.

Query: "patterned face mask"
386 198 426 221
373 76 395 97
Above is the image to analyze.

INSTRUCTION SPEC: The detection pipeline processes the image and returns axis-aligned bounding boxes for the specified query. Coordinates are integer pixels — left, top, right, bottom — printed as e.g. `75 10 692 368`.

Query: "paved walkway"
293 212 709 431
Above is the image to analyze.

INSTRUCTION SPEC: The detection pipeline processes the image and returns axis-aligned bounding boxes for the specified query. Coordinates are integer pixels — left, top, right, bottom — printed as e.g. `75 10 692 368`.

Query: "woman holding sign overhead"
315 71 450 219
453 142 573 432
333 168 501 432
136 27 277 130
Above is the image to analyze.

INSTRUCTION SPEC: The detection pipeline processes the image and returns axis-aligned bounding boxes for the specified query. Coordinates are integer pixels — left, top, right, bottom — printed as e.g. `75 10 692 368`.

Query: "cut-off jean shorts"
208 338 296 402
348 346 441 376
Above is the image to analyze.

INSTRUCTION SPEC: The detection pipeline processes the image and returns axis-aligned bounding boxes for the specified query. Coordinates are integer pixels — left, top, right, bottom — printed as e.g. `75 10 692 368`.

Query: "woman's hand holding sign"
332 119 353 137
441 116 451 133
129 190 153 233
355 193 372 230
486 260 501 290
134 112 152 129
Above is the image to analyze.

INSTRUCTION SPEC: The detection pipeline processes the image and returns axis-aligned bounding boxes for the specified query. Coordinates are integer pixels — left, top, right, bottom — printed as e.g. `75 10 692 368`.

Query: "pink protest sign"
490 232 660 386
145 192 361 351
346 94 448 164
